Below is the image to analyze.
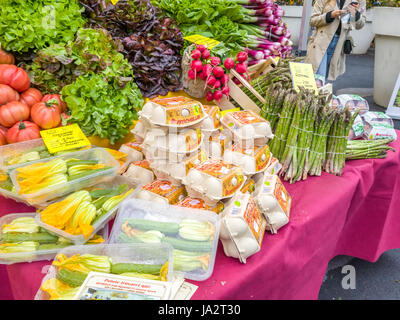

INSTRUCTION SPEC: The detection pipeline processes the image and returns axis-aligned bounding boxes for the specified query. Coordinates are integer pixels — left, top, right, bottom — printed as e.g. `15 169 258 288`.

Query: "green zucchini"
117 233 142 244
1 232 59 244
125 218 179 235
67 167 112 181
56 268 87 287
162 236 212 252
111 263 163 275
66 160 99 168
37 243 71 251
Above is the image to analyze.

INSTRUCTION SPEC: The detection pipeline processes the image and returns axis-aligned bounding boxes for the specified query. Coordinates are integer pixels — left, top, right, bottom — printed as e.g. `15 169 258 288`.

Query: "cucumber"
111 263 163 275
162 236 212 252
125 219 179 235
56 268 87 287
37 243 71 251
1 232 59 244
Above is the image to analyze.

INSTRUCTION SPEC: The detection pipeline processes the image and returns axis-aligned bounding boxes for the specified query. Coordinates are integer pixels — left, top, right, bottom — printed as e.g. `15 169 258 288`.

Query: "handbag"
343 36 355 54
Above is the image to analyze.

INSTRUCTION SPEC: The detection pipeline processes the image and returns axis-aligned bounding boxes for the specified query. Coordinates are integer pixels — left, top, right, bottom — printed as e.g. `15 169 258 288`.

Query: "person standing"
305 0 367 82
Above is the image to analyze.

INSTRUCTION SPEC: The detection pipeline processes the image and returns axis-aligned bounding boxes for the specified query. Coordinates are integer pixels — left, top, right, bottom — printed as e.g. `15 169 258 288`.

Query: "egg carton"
135 179 187 205
240 178 256 194
201 129 232 160
119 141 144 163
219 193 267 263
182 158 246 206
190 105 222 133
139 96 207 128
264 157 282 176
253 173 291 234
121 159 155 186
221 110 273 146
223 144 272 175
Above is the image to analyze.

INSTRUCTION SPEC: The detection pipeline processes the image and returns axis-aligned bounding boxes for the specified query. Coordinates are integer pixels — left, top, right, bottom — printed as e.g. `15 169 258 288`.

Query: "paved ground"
318 50 400 300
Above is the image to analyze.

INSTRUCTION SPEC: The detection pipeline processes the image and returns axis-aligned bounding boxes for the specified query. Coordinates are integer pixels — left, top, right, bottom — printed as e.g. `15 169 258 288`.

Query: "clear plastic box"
35 175 140 245
9 148 120 206
34 243 174 300
109 198 220 281
0 212 109 265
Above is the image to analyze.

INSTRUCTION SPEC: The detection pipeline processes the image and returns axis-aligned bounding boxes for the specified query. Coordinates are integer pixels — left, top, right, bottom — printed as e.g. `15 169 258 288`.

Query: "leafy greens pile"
79 0 184 98
0 0 86 53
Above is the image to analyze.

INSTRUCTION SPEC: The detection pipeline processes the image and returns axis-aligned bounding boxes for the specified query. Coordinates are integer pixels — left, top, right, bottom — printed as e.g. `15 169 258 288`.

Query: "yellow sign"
111 0 119 4
184 34 221 50
40 124 91 154
289 62 318 95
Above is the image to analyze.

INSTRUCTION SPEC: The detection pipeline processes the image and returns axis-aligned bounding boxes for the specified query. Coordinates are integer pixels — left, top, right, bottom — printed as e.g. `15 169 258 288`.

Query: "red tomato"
20 88 43 108
41 94 67 113
0 125 7 145
6 120 40 144
0 84 19 105
0 50 15 65
0 101 30 127
0 64 30 92
31 100 61 129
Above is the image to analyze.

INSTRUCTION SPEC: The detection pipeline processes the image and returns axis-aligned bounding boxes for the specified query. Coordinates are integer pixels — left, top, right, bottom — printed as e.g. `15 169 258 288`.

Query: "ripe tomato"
41 94 67 113
6 120 40 144
20 88 43 108
31 100 61 129
0 64 30 92
0 125 7 145
0 50 15 65
0 84 19 105
0 101 30 127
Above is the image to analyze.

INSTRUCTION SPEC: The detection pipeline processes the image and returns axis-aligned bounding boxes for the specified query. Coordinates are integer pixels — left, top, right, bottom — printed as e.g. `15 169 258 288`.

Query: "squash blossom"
18 173 68 194
53 253 112 274
0 241 38 253
65 201 97 238
41 278 79 300
67 163 105 177
2 217 40 234
16 158 67 186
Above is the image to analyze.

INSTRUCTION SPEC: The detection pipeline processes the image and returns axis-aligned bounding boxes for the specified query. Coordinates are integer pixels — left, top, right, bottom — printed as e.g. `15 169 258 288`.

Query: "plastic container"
35 175 139 245
175 196 224 214
150 149 208 186
136 179 187 205
34 243 174 300
121 159 155 186
139 96 206 128
10 148 120 206
183 159 246 205
221 110 274 146
219 193 267 264
223 144 272 175
0 212 109 265
336 94 369 114
0 138 93 172
109 198 220 281
253 174 291 234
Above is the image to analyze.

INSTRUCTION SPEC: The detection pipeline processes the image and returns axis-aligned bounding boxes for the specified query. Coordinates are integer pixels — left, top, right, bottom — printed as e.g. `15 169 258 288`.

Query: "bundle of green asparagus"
346 139 395 160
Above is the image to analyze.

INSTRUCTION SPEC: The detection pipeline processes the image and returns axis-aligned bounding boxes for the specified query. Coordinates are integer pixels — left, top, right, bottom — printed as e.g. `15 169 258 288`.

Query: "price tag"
111 0 119 4
40 124 91 154
184 34 221 50
289 62 318 95
386 72 400 120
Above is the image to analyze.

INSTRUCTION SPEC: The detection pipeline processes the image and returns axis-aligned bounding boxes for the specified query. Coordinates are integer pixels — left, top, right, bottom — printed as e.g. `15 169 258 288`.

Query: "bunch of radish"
188 45 250 103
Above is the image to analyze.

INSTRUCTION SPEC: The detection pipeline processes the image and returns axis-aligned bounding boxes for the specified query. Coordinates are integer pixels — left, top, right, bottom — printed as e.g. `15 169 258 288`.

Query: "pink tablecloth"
1 135 400 300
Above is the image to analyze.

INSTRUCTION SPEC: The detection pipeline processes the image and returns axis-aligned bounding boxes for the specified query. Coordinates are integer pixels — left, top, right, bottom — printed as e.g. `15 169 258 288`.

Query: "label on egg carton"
122 159 155 186
253 174 291 234
142 127 203 155
223 144 272 175
136 179 187 205
191 105 222 133
221 110 274 146
149 150 208 186
175 196 224 214
139 96 207 128
265 157 282 176
183 159 246 203
240 178 255 194
219 193 267 264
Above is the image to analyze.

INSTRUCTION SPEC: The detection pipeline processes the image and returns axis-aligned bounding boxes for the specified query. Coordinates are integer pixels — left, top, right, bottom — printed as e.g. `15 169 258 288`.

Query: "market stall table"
1 133 400 300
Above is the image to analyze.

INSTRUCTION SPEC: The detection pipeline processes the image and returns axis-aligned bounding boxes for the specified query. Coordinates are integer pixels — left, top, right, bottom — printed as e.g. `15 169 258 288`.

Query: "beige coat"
305 0 366 81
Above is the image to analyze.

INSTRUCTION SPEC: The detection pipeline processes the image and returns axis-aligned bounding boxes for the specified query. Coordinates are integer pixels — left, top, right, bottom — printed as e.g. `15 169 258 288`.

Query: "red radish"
202 64 213 77
206 76 216 87
224 58 235 70
210 57 221 66
191 49 202 60
213 80 221 89
236 51 248 63
233 78 241 85
235 63 247 74
196 45 206 52
220 74 230 85
188 69 196 80
191 60 203 72
206 91 214 101
213 90 223 102
221 86 230 99
212 66 225 78
202 49 211 60
198 72 207 80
